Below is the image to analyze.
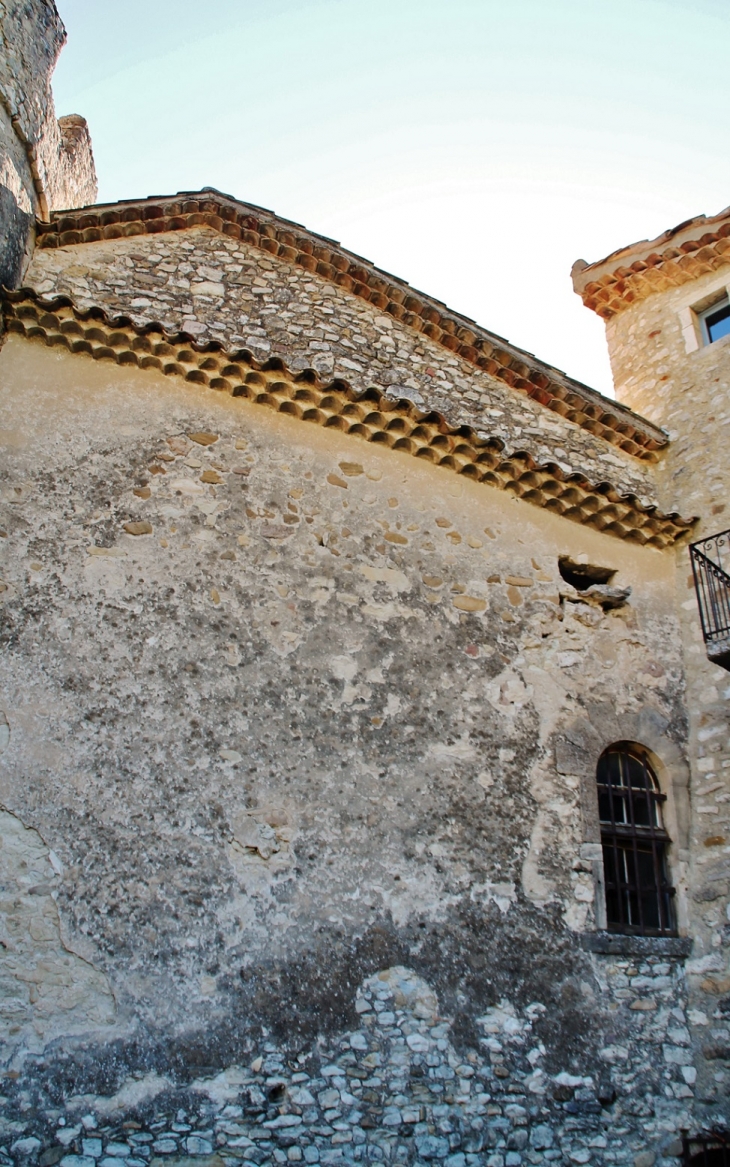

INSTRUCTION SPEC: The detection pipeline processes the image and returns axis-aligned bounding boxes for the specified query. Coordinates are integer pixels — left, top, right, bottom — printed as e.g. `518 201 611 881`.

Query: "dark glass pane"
707 303 730 344
597 752 620 787
613 793 629 824
605 886 621 924
626 754 646 789
604 847 623 924
599 784 628 823
602 840 625 927
627 888 641 928
690 1147 730 1167
635 845 656 887
639 888 660 929
632 791 652 826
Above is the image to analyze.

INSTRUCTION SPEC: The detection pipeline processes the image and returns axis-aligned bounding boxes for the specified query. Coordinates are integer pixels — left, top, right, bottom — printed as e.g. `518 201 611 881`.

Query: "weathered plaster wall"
0 335 702 1155
602 272 730 1117
0 806 116 1058
25 230 660 505
0 0 96 287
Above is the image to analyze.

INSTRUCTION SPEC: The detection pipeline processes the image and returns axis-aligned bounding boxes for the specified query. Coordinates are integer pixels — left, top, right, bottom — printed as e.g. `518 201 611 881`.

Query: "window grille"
597 745 676 935
683 1131 730 1167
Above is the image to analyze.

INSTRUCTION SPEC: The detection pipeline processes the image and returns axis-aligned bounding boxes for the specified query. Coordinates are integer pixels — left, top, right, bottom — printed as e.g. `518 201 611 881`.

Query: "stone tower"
575 212 730 1117
572 210 730 527
0 0 96 288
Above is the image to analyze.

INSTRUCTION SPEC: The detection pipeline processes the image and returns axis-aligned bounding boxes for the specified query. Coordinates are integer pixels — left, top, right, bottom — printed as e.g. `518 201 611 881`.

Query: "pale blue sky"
53 0 730 396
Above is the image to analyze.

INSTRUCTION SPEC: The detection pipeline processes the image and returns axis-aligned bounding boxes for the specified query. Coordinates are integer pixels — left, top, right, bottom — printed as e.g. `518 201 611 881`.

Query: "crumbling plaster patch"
0 804 115 1064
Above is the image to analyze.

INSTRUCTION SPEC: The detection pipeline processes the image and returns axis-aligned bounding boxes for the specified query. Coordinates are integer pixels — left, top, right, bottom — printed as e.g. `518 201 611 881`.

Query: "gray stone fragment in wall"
11 1137 41 1155
580 843 603 861
580 931 692 957
634 1153 656 1167
577 583 632 609
555 736 591 776
530 1125 555 1150
384 384 425 405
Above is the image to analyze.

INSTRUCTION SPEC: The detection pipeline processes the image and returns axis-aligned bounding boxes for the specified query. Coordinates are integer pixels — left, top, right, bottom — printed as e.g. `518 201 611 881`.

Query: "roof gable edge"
38 189 667 460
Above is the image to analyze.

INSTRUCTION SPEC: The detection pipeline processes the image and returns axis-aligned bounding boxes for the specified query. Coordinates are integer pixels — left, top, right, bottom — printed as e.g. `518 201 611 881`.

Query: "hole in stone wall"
558 556 616 591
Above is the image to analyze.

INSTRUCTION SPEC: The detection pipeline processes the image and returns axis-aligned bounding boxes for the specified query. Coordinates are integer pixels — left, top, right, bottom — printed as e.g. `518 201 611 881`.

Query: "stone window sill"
579 931 692 958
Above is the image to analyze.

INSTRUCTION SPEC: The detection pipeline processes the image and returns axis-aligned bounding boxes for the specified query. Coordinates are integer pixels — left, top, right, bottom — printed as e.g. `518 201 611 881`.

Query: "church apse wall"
0 332 698 1161
0 7 724 1150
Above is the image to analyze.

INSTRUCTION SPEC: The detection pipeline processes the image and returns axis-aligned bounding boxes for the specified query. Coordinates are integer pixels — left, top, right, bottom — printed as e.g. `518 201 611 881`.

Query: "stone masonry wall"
0 99 34 290
601 268 730 1118
605 264 730 524
0 1 64 167
0 963 693 1167
0 0 96 287
25 230 659 506
0 334 702 1153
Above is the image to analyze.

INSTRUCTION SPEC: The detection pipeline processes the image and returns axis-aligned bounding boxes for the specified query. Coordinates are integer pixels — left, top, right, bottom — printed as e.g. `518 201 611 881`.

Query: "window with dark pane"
597 745 676 935
700 296 730 346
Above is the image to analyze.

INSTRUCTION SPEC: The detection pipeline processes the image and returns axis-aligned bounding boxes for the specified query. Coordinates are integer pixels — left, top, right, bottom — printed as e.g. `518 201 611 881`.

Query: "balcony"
690 529 730 671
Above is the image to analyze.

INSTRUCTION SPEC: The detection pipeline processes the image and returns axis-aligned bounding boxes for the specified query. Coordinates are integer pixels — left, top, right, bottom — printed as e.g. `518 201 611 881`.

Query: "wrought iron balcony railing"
690 528 730 671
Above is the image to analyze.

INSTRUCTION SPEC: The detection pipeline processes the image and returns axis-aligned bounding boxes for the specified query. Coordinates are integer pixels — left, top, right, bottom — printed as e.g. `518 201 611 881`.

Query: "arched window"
597 744 676 935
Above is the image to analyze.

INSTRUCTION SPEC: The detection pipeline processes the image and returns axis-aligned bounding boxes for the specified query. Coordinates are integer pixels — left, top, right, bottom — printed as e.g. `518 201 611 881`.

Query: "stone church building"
1 2 730 1165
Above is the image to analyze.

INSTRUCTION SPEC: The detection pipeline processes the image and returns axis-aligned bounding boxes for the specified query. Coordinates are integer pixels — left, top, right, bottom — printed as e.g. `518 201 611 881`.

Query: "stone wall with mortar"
0 333 705 1156
0 0 96 287
24 230 660 506
604 263 730 525
0 962 695 1167
593 264 730 1122
0 97 34 291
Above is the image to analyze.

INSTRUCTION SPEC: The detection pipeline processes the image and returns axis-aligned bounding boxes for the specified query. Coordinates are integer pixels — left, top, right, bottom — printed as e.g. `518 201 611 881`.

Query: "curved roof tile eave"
0 285 696 549
573 203 730 320
36 187 668 462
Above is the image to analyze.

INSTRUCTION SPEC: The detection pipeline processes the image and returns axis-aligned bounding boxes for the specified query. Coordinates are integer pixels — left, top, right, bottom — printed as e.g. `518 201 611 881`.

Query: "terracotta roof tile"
1 286 695 549
573 204 730 318
37 188 667 461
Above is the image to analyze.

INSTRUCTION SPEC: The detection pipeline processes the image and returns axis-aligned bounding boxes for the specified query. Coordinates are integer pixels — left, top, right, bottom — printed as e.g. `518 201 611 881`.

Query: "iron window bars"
597 746 676 935
683 1131 730 1167
690 529 730 670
